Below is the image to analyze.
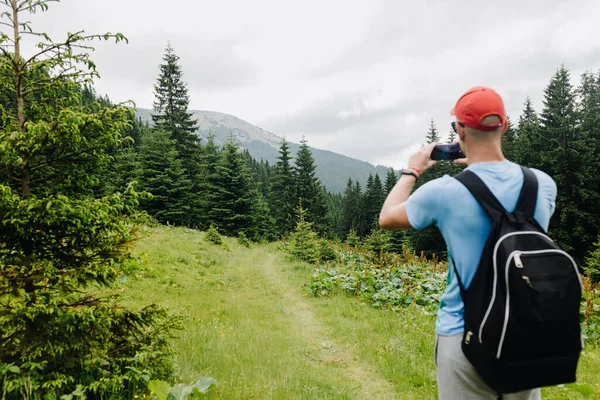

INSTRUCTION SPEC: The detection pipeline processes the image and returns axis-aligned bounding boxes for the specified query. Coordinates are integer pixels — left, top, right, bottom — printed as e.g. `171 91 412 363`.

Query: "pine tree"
577 70 600 245
361 173 385 235
196 134 221 229
360 174 375 234
447 129 457 144
341 179 363 239
324 190 344 239
0 3 173 396
426 118 440 144
137 129 192 226
104 147 140 195
206 139 262 239
384 169 398 195
294 136 327 233
151 43 200 177
501 116 517 161
521 95 537 123
270 138 296 238
515 96 542 166
538 65 595 262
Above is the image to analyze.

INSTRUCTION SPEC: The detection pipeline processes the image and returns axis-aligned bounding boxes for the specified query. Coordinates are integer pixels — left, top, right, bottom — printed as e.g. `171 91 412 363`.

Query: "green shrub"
364 229 391 256
237 232 251 248
289 219 320 264
205 224 223 245
318 239 338 262
345 229 360 247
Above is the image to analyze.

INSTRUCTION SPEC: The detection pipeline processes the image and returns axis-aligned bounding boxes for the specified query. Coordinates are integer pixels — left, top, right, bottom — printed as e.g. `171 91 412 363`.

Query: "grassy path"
121 226 600 399
258 250 398 399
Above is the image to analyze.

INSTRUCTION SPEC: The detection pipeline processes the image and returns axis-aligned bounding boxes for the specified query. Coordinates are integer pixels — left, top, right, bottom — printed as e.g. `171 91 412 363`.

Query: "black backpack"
451 166 583 394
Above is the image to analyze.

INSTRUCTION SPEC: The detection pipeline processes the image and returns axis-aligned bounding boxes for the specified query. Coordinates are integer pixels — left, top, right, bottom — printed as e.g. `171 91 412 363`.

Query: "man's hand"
408 142 438 174
379 142 439 230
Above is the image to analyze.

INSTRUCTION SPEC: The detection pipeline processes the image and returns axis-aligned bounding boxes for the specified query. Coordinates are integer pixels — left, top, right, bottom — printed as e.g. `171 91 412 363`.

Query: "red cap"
451 87 506 131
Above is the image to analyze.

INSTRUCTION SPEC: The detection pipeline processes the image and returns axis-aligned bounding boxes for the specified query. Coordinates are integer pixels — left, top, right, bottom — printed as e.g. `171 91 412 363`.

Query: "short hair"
464 115 504 140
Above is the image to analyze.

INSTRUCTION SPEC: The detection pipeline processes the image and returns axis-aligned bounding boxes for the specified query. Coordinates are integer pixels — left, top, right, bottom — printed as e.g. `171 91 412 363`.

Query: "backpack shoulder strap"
515 166 538 217
454 170 507 221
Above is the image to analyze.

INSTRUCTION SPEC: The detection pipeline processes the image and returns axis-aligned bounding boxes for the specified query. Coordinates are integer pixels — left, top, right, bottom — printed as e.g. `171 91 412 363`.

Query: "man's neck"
466 146 506 166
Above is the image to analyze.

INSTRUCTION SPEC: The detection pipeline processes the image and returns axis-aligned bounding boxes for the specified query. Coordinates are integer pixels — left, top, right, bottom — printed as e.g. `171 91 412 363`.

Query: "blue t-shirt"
405 161 557 336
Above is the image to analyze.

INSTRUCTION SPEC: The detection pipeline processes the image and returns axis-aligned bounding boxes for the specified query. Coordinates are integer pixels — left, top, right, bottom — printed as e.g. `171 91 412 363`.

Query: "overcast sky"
21 0 600 169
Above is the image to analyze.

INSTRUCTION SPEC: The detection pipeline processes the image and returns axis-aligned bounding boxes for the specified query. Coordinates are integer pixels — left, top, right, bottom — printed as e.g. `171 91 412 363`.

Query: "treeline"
97 45 331 242
107 44 600 282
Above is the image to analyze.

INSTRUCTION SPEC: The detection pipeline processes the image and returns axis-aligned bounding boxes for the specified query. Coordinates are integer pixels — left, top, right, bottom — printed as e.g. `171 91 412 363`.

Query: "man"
379 87 557 399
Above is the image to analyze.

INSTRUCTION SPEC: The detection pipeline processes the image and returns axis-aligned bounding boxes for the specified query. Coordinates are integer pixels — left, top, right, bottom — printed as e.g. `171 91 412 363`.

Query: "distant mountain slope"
135 108 395 194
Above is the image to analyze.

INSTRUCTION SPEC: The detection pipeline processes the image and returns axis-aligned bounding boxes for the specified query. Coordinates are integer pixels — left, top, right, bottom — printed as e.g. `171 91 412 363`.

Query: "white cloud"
11 0 600 170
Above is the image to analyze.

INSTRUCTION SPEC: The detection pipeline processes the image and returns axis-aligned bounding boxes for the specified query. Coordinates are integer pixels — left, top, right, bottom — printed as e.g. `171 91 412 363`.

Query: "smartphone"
430 143 465 161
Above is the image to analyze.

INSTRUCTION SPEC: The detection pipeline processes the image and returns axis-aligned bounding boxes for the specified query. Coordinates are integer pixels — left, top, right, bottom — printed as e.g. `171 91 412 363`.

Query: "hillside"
135 108 394 193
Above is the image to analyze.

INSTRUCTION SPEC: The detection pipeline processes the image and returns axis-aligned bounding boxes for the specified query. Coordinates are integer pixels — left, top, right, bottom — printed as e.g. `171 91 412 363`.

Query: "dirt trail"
255 251 397 399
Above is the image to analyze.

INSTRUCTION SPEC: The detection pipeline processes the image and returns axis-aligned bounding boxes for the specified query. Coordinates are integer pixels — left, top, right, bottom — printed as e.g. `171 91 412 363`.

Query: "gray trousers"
434 334 542 400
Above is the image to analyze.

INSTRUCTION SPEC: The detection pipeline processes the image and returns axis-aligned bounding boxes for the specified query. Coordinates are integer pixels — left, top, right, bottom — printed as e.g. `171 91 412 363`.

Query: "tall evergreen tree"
360 174 375 234
137 129 192 226
384 169 398 195
151 43 200 177
426 118 440 143
447 129 457 144
538 66 595 262
341 179 364 239
205 139 263 239
196 134 221 229
501 116 517 161
515 96 541 166
270 138 296 237
578 69 600 270
362 173 385 235
0 3 173 396
294 136 327 232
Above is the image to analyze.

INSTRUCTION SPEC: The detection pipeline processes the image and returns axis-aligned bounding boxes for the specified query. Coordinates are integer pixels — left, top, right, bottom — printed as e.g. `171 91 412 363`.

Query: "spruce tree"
426 118 440 143
341 179 356 239
341 179 364 239
384 169 398 195
324 190 344 239
270 138 296 237
151 43 200 177
0 2 173 397
104 146 140 195
447 129 457 144
360 174 375 234
515 96 542 166
361 173 385 235
196 134 221 229
206 140 262 239
577 70 600 247
501 116 517 161
294 136 327 233
137 129 192 226
539 66 595 262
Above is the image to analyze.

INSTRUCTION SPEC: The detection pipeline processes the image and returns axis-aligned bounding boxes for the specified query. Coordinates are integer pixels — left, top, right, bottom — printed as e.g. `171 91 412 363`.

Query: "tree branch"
17 0 59 12
21 69 87 96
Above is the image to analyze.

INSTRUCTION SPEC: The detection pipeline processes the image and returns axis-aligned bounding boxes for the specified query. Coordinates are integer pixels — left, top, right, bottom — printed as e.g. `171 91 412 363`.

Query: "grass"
119 225 600 399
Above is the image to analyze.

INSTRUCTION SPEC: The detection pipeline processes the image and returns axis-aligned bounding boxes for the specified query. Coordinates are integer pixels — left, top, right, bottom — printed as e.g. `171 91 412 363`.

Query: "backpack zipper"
478 231 554 345
496 248 582 359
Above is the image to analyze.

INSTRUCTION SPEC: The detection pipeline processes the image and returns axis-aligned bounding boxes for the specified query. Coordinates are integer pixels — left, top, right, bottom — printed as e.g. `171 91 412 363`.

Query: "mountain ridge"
135 108 396 194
